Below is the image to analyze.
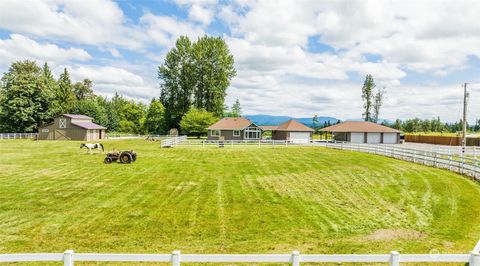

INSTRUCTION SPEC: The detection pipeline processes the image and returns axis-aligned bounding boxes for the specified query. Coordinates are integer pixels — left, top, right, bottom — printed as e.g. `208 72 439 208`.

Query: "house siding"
207 129 244 141
272 131 288 140
207 124 262 141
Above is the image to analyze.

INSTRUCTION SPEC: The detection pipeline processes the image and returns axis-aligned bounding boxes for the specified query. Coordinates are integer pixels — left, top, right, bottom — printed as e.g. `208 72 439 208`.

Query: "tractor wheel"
120 152 132 164
104 157 112 164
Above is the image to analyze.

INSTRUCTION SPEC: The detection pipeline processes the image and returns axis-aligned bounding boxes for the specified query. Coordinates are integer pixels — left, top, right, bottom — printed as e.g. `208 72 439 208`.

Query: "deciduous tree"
159 35 236 128
144 98 166 134
361 74 375 122
179 108 217 138
372 87 385 123
0 60 53 132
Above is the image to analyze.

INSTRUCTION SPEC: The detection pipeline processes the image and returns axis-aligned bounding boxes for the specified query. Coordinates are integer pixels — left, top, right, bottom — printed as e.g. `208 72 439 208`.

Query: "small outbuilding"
320 121 401 144
262 119 314 143
38 114 107 141
207 117 263 140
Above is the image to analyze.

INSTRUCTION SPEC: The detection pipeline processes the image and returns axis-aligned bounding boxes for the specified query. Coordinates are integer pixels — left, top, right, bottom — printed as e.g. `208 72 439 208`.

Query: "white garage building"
262 119 315 143
320 121 401 144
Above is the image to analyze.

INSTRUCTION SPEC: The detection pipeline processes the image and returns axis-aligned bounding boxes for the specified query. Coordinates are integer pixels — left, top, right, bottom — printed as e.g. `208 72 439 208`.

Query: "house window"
59 119 66 128
211 130 220 137
233 130 240 137
244 127 261 139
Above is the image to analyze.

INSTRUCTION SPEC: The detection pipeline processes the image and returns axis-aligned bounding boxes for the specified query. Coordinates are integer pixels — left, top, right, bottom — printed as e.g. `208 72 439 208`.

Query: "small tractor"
104 150 137 164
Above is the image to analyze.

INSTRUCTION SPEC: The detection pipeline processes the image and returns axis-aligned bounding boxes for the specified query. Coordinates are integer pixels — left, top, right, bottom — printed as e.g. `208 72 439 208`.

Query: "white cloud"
66 65 157 100
188 5 214 25
173 0 218 25
140 13 204 47
0 0 146 49
0 34 90 67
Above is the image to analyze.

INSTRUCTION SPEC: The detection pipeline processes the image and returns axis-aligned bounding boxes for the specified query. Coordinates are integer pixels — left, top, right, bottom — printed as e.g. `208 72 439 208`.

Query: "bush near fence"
405 135 480 146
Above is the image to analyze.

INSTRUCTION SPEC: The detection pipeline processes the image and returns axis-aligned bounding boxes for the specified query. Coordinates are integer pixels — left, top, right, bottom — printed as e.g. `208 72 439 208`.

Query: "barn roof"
71 121 107 130
63 114 92 119
320 121 401 133
208 117 256 130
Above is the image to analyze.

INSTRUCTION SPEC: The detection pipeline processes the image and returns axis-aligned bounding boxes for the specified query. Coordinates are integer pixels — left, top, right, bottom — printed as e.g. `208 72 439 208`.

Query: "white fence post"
63 250 74 266
470 252 480 266
390 251 399 266
291 251 300 266
172 250 180 266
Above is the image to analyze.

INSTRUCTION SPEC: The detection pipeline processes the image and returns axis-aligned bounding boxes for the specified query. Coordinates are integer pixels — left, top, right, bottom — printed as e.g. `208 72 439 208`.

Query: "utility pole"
462 82 469 152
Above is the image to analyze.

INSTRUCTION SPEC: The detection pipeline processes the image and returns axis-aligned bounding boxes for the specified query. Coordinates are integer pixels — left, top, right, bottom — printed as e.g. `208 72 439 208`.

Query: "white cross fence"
0 133 38 139
161 135 188 148
322 142 480 181
0 242 479 265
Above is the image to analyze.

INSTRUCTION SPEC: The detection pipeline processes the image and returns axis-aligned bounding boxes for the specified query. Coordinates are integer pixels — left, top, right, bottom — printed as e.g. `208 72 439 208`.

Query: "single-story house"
320 121 401 144
261 119 314 143
207 117 263 140
38 114 107 141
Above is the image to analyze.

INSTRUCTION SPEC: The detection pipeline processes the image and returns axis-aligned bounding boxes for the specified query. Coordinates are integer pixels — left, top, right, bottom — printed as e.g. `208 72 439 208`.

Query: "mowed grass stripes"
0 139 479 257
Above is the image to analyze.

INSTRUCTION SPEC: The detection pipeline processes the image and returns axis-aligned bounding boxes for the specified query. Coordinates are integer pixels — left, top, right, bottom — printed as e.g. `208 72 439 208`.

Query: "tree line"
0 60 163 134
0 35 238 136
385 117 480 133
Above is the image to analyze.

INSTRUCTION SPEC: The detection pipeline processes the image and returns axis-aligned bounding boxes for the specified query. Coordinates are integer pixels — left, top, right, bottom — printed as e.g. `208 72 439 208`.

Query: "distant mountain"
244 114 340 127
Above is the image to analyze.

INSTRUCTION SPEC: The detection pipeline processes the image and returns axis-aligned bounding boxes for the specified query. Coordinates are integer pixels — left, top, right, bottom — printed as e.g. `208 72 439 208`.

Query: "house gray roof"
63 114 92 119
71 121 107 130
320 121 401 133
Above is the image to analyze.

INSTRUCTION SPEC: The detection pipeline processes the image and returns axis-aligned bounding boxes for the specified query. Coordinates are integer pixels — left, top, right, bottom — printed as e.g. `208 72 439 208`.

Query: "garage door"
367 133 381 144
383 133 398 144
289 132 310 143
350 132 364 143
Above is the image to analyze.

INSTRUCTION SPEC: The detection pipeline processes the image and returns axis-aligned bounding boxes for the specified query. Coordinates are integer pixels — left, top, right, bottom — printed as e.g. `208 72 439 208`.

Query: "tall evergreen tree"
56 68 76 114
38 62 57 123
231 98 241 117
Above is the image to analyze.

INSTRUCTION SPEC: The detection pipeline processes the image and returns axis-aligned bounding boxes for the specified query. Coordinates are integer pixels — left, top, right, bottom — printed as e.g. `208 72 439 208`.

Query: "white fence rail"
324 142 480 180
176 139 317 147
0 133 38 139
161 135 188 147
106 134 173 140
1 245 479 265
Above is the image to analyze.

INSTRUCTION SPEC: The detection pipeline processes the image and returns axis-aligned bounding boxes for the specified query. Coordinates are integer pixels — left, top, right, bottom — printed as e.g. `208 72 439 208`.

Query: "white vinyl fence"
323 142 480 180
161 135 188 147
1 242 479 266
176 139 318 147
0 133 38 139
106 134 173 140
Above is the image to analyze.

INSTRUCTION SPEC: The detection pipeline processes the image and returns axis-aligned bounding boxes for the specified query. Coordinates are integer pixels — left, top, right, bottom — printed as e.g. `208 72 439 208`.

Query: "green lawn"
0 139 479 260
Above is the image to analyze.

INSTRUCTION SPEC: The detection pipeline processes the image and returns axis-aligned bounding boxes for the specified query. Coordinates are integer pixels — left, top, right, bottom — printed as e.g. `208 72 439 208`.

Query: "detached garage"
320 121 401 144
262 119 314 143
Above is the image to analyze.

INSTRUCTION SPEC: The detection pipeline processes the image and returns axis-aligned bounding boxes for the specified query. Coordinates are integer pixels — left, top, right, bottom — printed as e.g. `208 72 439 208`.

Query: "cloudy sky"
1 0 480 121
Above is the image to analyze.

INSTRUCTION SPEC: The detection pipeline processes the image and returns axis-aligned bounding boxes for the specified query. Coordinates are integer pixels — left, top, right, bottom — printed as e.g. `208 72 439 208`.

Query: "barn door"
55 130 68 140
